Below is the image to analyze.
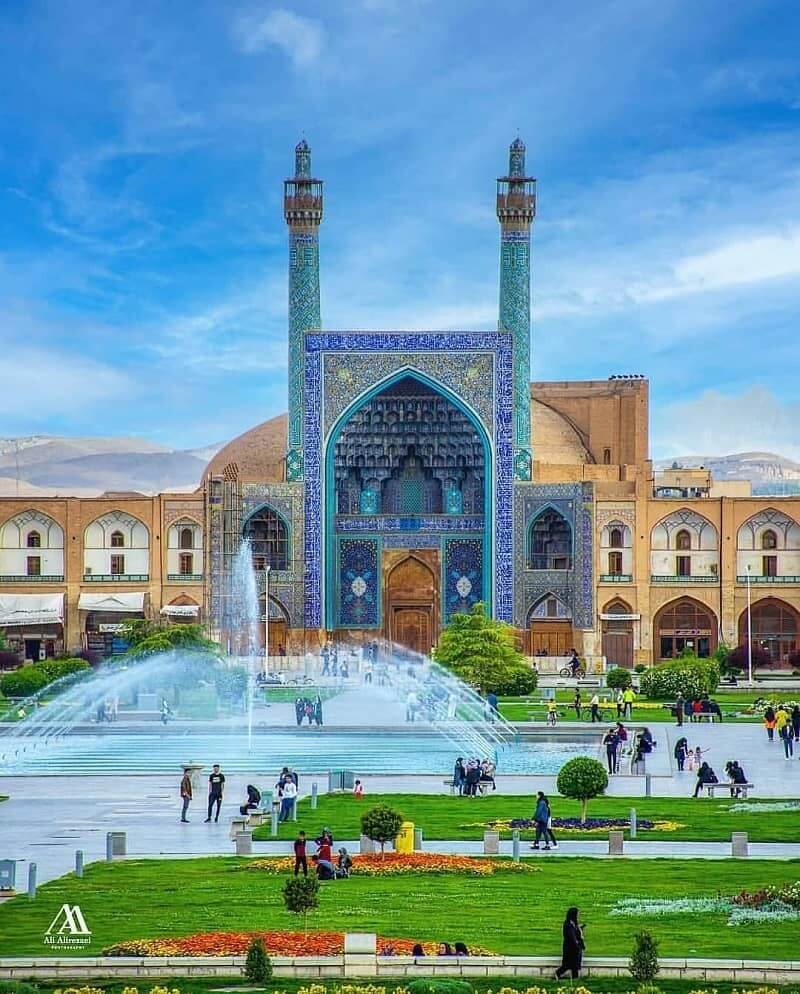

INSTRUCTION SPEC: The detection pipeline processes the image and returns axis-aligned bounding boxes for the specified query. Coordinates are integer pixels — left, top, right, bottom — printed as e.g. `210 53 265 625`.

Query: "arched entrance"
602 598 634 669
738 598 799 667
527 594 572 656
259 594 290 656
384 554 437 655
654 597 717 660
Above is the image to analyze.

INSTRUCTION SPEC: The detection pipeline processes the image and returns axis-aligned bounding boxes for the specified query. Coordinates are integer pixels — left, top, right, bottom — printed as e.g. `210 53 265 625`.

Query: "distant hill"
655 451 800 494
0 435 224 497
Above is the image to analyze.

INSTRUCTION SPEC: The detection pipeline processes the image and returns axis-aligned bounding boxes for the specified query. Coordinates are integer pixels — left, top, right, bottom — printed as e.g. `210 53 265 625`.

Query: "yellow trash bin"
396 820 415 853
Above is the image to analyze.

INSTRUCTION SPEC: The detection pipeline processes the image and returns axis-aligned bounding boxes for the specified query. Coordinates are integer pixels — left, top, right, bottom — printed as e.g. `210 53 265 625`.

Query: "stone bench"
705 781 754 799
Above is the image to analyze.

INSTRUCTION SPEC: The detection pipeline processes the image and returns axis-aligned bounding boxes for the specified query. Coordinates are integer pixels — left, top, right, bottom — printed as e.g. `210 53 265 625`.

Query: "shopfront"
79 591 146 658
0 593 65 664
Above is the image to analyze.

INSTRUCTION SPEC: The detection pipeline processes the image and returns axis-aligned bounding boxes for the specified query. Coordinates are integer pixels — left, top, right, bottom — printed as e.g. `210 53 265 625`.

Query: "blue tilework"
338 537 380 628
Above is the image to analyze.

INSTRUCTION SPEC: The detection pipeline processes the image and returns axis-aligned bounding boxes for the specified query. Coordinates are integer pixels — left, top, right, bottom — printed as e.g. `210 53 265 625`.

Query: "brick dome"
203 413 287 483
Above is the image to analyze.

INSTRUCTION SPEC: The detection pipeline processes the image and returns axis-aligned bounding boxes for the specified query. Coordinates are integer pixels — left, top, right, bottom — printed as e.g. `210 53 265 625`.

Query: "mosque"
1 140 799 669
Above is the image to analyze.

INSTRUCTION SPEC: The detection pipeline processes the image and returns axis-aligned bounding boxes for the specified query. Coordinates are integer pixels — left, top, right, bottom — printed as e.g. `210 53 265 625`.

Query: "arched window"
179 527 194 550
762 529 778 550
243 506 289 571
110 530 125 548
739 599 798 665
27 530 41 548
676 529 691 551
609 527 623 548
528 509 572 570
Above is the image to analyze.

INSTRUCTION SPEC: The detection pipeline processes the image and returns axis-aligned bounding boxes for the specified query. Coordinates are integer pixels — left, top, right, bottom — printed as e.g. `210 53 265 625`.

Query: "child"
353 779 364 798
293 831 308 877
546 699 558 726
687 745 707 772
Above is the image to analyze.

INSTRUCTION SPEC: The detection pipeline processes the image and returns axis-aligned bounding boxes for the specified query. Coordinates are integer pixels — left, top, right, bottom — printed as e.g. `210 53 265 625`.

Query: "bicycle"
559 666 586 679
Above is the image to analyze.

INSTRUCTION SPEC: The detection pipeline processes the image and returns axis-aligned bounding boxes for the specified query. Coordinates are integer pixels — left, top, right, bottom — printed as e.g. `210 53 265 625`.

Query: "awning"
600 612 641 621
78 592 146 613
160 604 199 617
0 593 64 627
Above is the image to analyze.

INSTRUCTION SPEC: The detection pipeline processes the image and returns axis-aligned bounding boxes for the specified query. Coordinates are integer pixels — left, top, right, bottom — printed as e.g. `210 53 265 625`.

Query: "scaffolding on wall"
205 469 243 647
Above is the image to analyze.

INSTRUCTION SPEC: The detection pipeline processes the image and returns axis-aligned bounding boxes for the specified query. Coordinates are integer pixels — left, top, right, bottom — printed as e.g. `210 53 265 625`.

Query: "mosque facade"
2 140 800 669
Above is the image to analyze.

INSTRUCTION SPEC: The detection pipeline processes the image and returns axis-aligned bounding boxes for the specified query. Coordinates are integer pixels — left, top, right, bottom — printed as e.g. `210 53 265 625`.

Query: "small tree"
606 666 632 690
629 929 660 984
244 936 273 982
556 756 608 823
360 803 404 857
433 602 537 694
282 875 319 935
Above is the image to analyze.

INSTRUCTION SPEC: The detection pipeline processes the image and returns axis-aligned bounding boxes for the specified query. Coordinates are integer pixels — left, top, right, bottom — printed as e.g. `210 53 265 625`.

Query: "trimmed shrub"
40 658 90 683
629 929 660 983
360 803 404 855
492 665 538 696
606 666 633 690
244 936 273 982
282 875 320 934
0 666 49 699
408 982 473 994
639 658 720 699
556 756 608 823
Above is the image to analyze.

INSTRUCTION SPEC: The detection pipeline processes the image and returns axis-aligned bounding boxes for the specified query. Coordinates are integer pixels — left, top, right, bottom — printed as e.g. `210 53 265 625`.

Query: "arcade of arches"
654 597 718 660
738 598 799 665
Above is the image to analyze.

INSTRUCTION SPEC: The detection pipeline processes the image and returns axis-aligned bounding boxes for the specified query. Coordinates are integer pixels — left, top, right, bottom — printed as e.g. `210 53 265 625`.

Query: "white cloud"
233 8 324 66
652 387 800 462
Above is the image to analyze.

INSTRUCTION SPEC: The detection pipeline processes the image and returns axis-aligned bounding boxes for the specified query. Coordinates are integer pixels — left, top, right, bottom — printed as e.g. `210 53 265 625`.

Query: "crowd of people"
295 695 324 726
672 693 724 724
763 703 800 758
452 757 496 795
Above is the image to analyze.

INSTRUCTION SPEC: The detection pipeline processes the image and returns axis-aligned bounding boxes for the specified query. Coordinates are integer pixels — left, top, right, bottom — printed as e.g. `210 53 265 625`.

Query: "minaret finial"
295 138 311 179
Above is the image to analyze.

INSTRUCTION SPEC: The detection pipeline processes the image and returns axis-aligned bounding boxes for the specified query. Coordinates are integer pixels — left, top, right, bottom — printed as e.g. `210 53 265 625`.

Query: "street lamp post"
264 564 271 676
746 563 753 686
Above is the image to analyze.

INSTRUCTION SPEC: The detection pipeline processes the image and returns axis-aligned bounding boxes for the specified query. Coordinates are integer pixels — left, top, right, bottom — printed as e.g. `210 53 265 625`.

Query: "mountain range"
1 435 799 498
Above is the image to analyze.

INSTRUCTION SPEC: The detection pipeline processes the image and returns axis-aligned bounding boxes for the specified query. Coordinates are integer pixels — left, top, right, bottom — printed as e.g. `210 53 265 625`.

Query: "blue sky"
2 0 800 458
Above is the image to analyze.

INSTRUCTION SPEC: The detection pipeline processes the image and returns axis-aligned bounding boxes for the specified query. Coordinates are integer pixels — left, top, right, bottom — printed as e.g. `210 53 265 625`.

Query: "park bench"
704 781 754 799
443 778 457 794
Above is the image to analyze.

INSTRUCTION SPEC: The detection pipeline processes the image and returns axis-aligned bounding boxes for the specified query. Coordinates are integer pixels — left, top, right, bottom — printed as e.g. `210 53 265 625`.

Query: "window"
26 556 41 577
762 529 778 550
763 555 778 578
608 551 623 576
110 530 125 548
110 554 125 575
179 552 194 576
179 527 194 550
676 529 691 551
26 531 41 548
609 527 623 548
243 506 289 571
528 508 572 569
676 555 691 577
603 448 611 464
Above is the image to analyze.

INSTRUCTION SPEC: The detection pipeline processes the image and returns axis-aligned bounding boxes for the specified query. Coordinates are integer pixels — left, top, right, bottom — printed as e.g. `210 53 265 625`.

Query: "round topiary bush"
556 756 609 823
493 665 538 695
606 666 633 690
639 658 720 699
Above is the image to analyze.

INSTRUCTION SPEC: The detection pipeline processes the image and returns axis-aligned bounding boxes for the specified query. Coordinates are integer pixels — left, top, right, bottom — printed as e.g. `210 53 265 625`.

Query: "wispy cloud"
233 8 325 66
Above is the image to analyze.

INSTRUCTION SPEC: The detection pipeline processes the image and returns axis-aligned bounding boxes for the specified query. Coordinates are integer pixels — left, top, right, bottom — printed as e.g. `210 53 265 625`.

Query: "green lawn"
253 792 800 843
498 688 799 723
0 855 798 958
263 686 340 704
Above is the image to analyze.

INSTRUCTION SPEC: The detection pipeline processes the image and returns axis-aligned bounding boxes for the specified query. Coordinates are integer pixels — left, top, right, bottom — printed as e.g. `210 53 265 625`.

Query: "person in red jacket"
293 831 307 877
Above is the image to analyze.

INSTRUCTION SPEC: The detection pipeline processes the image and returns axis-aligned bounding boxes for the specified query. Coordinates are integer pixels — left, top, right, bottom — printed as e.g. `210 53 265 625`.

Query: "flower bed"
103 930 495 957
248 853 540 876
611 883 800 926
478 817 684 834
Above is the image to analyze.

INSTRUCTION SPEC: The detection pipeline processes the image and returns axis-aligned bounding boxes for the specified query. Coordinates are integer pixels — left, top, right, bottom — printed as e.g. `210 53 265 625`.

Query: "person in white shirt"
279 778 298 822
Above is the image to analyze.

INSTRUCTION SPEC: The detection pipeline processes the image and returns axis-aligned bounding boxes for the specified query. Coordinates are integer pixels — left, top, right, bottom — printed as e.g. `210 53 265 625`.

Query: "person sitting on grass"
335 847 353 878
693 760 718 797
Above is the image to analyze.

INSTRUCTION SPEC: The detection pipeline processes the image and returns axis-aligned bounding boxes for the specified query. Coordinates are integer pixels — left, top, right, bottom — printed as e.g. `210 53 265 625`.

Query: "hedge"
639 658 720 699
0 658 89 698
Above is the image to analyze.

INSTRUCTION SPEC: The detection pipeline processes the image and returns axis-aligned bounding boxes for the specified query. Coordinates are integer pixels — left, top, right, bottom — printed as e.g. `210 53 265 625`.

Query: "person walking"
603 727 619 774
589 692 600 723
293 830 308 877
791 704 800 743
764 705 776 742
279 776 298 821
674 736 689 772
555 906 585 980
573 688 582 719
180 766 193 822
543 792 559 849
615 690 624 719
205 764 225 822
531 790 552 850
777 708 794 759
675 693 685 727
313 695 323 727
623 686 635 718
453 757 466 796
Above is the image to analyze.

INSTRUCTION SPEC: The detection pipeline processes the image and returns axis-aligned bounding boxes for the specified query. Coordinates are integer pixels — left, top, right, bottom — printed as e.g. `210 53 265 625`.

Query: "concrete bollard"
413 827 423 851
630 808 637 838
645 773 652 797
731 831 749 857
483 830 500 855
311 782 318 809
27 862 37 899
229 817 248 840
512 829 520 863
359 833 376 854
75 850 84 878
270 803 279 837
106 831 126 860
608 830 624 855
291 797 298 822
235 831 253 856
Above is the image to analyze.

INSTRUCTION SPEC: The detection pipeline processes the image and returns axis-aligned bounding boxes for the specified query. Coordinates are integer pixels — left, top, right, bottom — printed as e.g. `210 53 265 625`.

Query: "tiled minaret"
284 139 323 482
497 137 536 481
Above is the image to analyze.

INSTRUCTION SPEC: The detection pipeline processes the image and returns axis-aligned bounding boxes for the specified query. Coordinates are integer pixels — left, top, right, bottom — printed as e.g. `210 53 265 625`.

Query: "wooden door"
392 607 432 655
530 620 573 655
602 629 633 669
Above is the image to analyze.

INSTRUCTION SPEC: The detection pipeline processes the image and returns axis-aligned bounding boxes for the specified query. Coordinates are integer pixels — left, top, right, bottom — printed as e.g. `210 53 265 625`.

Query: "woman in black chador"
555 906 585 980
